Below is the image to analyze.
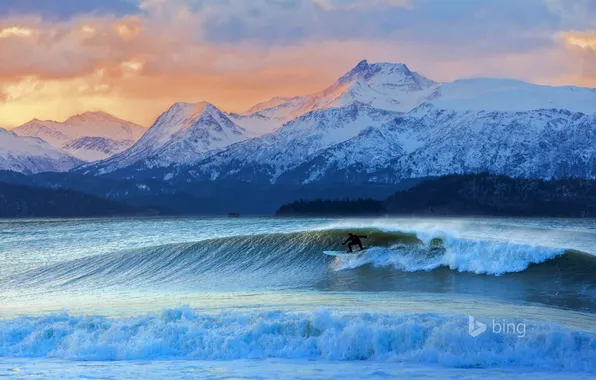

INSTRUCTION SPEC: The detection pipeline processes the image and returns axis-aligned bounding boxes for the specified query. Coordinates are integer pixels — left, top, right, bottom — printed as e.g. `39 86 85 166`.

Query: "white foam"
332 239 563 275
323 220 565 275
0 308 594 373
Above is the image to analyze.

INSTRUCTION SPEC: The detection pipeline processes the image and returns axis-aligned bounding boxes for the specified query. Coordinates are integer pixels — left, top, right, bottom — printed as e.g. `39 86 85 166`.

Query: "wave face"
4 227 596 313
0 307 594 373
5 227 585 286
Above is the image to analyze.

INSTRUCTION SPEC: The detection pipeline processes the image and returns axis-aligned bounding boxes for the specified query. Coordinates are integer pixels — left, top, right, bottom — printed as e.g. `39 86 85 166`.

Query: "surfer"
342 233 368 252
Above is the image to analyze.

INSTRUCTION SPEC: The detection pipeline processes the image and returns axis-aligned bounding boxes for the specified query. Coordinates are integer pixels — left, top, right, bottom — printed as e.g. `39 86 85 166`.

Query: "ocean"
1 217 595 379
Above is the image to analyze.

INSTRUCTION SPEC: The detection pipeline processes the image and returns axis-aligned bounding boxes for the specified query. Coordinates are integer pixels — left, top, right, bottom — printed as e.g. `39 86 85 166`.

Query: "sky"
0 0 595 128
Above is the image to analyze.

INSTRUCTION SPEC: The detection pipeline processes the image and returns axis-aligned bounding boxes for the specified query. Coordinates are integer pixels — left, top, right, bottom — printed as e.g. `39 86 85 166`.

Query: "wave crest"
331 238 565 275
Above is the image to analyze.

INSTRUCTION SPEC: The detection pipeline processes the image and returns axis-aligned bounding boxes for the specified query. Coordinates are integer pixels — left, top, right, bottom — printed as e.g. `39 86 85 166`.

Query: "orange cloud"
556 31 596 87
0 25 34 38
1 3 596 128
562 31 596 50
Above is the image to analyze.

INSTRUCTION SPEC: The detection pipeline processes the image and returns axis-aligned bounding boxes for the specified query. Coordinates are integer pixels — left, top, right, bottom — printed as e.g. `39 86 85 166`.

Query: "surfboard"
323 250 366 257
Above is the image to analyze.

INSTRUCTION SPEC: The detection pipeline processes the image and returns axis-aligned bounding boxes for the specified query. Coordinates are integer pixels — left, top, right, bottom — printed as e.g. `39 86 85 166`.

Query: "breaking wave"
330 237 567 275
3 227 594 291
0 307 594 373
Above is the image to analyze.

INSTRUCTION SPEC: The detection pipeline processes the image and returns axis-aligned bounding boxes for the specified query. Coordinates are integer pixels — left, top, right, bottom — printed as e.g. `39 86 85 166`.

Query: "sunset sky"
0 0 595 128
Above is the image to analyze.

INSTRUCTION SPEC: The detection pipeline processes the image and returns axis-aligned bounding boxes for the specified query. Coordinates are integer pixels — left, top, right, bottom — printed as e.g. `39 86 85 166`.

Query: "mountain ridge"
75 59 596 187
13 111 146 162
7 59 596 189
79 102 249 175
0 128 83 174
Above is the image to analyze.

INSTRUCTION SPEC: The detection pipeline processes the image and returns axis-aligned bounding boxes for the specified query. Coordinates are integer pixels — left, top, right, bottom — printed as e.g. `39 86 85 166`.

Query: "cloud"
544 0 596 29
313 0 411 10
0 26 34 38
0 0 140 20
562 31 596 49
0 0 595 127
558 31 596 86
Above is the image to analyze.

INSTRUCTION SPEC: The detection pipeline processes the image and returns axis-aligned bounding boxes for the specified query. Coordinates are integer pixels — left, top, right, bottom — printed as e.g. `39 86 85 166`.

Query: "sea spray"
331 238 565 275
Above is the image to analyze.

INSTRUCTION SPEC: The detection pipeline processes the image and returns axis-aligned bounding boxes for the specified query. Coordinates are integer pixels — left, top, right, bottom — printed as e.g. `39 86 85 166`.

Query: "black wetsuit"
342 235 367 252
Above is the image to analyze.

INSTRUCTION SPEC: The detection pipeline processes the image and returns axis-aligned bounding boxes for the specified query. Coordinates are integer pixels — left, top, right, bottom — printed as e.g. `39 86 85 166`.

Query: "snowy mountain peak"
19 118 61 128
64 111 124 125
156 101 239 137
167 101 211 115
336 60 426 87
71 58 596 184
79 101 251 174
238 59 439 124
13 112 146 162
0 127 82 174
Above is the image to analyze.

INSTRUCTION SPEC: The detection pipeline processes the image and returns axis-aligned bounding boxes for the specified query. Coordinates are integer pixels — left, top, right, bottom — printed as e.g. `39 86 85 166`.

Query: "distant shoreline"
276 174 596 219
3 173 596 218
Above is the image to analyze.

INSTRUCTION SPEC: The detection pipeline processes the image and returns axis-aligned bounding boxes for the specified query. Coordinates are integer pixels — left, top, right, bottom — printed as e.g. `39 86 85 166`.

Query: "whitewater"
1 217 596 379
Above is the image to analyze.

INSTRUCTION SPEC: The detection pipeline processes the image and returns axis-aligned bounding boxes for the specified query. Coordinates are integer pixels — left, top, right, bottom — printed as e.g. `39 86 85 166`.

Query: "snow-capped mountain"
0 128 82 174
396 106 596 179
228 112 280 136
240 61 596 124
270 106 596 184
80 102 249 175
277 122 410 185
76 59 596 186
62 137 136 162
183 103 401 182
238 60 439 127
429 78 596 113
13 112 146 162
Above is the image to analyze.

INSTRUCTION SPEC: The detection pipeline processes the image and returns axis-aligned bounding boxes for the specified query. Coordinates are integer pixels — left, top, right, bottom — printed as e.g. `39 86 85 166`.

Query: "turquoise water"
1 217 595 378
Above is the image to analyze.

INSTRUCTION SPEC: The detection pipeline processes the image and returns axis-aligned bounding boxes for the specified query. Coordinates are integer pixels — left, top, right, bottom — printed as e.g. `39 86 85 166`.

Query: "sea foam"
332 237 565 275
0 308 594 373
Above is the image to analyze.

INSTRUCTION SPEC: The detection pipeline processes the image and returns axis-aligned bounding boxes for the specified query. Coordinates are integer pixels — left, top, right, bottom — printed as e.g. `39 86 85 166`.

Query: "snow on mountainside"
431 78 596 113
242 61 596 122
13 112 146 162
242 97 295 115
0 128 82 174
281 122 411 185
76 59 596 184
278 106 596 184
397 106 596 179
80 102 249 175
63 137 135 163
239 60 438 126
228 113 280 136
183 103 400 182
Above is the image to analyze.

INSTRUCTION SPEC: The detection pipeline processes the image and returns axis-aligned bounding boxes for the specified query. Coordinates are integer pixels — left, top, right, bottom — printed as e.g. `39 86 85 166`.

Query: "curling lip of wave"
0 307 594 373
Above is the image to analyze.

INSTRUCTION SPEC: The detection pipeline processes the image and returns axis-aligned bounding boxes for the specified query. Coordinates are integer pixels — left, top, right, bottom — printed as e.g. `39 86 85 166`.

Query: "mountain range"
0 128 82 174
2 59 596 208
12 112 146 162
80 59 596 185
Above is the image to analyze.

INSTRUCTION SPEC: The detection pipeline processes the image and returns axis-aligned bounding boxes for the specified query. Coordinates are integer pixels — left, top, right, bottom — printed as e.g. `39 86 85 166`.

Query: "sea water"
1 217 595 379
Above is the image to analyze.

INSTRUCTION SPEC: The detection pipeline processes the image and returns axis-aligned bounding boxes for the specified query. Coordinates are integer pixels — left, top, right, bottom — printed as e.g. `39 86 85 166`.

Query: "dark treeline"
3 172 596 218
0 181 161 218
276 174 596 217
386 173 596 217
276 198 385 216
